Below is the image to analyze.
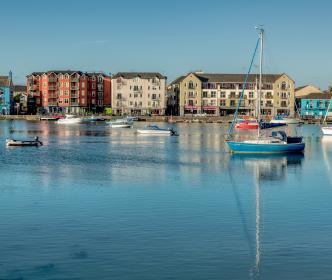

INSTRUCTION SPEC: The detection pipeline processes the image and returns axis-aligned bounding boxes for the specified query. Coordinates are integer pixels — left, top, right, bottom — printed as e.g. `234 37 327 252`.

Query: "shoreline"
0 115 326 124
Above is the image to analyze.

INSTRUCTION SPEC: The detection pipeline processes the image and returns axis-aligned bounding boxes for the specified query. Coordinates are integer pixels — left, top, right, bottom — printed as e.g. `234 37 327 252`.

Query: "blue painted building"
0 71 13 115
300 92 332 118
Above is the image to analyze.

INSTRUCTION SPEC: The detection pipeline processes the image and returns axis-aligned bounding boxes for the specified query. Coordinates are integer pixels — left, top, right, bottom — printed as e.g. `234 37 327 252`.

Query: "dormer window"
65 74 69 79
133 77 140 83
98 76 103 82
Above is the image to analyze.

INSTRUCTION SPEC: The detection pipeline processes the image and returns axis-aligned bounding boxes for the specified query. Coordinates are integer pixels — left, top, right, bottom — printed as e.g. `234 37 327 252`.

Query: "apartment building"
112 72 166 116
26 70 111 114
169 72 295 117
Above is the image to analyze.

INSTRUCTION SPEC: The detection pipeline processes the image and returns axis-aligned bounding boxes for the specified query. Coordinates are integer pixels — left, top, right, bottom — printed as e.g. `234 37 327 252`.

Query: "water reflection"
228 153 304 279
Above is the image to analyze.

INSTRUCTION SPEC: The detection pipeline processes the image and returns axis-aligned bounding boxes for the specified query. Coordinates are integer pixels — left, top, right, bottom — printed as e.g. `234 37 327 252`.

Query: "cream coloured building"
112 72 167 115
170 72 295 117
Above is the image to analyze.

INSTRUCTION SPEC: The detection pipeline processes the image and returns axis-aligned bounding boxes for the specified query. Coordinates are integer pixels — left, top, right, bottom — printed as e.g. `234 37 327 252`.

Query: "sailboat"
226 27 305 154
321 95 332 135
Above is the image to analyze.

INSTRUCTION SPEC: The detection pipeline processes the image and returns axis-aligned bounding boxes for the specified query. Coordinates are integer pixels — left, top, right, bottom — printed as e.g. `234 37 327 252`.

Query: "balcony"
48 94 57 98
48 102 57 106
264 103 273 107
71 86 79 90
71 94 79 98
48 86 57 90
265 94 273 99
48 78 57 82
71 78 79 83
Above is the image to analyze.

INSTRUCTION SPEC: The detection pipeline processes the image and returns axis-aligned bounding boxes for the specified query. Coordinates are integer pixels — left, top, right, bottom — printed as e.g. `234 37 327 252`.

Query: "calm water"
0 120 331 279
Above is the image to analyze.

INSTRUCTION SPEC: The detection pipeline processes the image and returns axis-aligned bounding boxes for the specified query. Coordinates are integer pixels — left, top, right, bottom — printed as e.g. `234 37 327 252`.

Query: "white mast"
256 26 264 138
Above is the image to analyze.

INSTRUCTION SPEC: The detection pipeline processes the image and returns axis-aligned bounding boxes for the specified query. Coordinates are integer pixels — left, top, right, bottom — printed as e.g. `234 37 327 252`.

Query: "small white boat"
137 125 177 135
322 127 332 136
6 137 43 147
57 115 82 124
107 119 132 128
270 117 301 124
126 116 138 122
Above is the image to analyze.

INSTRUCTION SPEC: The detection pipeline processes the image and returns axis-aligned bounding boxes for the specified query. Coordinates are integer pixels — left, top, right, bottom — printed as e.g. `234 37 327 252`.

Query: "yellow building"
170 72 295 117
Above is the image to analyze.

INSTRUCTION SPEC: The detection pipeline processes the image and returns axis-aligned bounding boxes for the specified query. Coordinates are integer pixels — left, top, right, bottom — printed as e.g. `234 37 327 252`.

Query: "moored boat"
6 137 43 147
235 120 259 129
226 27 305 154
259 122 286 129
57 115 82 124
270 116 301 124
107 119 132 128
137 125 177 135
322 127 332 136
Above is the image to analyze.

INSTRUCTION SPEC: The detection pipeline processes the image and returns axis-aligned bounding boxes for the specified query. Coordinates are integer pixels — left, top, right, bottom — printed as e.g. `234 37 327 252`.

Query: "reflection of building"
0 72 13 115
26 70 111 114
299 92 332 119
170 72 295 117
111 72 167 116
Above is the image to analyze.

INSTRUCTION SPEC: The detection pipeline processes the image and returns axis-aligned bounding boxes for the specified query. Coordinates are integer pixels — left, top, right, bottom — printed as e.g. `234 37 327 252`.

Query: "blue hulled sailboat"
226 27 305 154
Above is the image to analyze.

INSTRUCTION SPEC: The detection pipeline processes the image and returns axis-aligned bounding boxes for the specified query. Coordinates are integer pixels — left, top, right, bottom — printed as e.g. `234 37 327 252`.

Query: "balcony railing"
265 94 273 99
48 102 57 106
48 86 57 90
70 102 79 106
71 86 79 90
71 78 79 83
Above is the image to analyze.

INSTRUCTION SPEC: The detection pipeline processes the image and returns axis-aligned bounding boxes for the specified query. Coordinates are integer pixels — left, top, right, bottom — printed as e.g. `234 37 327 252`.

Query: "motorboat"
259 121 286 129
137 125 177 135
81 115 105 123
57 115 82 124
107 119 132 128
126 116 138 122
6 137 43 147
235 119 259 129
270 116 301 124
322 127 332 136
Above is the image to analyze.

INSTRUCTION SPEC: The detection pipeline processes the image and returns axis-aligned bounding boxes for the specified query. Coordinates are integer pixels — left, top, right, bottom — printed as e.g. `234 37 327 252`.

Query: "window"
117 93 122 99
188 92 194 98
65 82 69 87
220 91 226 98
188 81 194 89
211 91 216 98
133 86 139 91
82 83 85 88
202 91 208 98
152 94 157 100
92 84 96 89
64 90 69 95
188 100 194 106
82 98 85 103
64 99 69 104
98 76 103 82
281 82 287 90
249 92 254 98
220 100 226 106
81 90 85 96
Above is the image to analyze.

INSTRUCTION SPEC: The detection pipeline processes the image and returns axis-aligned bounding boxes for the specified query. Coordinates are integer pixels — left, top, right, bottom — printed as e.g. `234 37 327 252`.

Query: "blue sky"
2 0 332 88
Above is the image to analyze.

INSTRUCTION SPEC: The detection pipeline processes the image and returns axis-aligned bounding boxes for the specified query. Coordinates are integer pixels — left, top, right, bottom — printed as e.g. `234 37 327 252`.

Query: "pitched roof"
298 92 332 99
0 76 11 87
295 85 308 91
13 85 27 92
113 72 166 79
169 75 186 85
194 73 285 83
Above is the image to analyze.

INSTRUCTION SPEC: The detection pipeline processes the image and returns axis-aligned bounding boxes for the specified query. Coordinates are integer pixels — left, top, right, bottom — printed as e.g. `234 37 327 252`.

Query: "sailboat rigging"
226 27 305 154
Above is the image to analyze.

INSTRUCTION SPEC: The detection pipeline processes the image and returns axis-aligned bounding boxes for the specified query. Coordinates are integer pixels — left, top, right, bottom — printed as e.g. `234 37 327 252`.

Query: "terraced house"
26 70 111 114
169 72 295 117
112 72 166 115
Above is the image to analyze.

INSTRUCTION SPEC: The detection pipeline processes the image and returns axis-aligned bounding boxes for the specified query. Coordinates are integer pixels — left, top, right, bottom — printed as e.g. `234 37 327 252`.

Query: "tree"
13 94 21 104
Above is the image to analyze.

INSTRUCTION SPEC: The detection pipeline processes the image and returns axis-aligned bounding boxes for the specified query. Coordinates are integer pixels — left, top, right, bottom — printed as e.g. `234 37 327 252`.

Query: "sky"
1 0 332 89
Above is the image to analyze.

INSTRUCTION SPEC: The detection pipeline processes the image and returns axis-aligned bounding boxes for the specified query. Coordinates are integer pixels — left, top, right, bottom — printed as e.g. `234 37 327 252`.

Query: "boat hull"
109 124 131 128
235 123 259 129
137 129 172 135
322 127 332 135
6 139 42 147
57 119 81 124
226 141 305 154
270 118 300 124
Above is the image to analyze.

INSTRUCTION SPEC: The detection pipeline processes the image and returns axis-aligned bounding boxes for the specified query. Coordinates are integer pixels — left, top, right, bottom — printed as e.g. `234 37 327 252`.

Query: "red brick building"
27 70 111 114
